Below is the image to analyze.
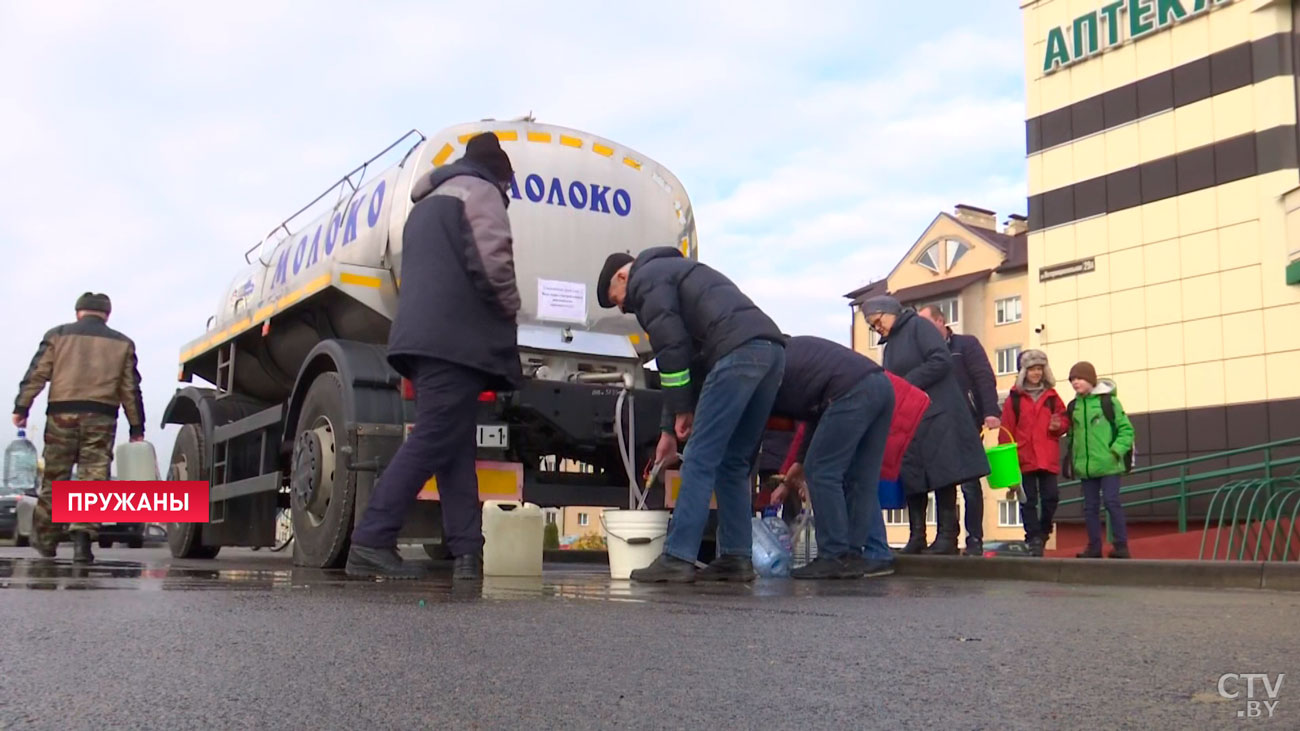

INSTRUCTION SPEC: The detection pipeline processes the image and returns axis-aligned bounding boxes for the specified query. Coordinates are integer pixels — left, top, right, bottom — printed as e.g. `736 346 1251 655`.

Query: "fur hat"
1016 349 1055 390
75 292 111 314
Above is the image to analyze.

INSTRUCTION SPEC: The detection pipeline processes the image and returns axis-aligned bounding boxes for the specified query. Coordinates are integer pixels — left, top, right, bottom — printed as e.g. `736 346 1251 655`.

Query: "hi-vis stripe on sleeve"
660 370 691 388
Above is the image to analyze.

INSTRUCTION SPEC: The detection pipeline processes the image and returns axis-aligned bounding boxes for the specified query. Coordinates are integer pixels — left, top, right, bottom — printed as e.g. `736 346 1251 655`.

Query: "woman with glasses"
860 296 990 554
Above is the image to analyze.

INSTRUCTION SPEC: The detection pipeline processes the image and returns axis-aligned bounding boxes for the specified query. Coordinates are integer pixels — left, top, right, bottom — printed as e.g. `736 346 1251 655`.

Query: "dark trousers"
1019 470 1059 542
960 479 983 546
350 357 488 556
1083 474 1129 548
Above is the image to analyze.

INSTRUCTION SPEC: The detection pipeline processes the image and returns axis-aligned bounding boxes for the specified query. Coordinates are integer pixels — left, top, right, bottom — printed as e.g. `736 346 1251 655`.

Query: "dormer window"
917 243 940 272
946 239 969 269
916 237 969 274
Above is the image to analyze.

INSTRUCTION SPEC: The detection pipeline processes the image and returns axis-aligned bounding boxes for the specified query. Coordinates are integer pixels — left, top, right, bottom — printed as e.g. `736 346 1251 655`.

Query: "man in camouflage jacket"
13 292 145 563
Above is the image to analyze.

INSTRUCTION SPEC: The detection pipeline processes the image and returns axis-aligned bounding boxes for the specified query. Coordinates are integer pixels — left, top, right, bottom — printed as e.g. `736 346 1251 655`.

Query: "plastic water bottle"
762 507 793 555
752 507 792 577
3 429 40 492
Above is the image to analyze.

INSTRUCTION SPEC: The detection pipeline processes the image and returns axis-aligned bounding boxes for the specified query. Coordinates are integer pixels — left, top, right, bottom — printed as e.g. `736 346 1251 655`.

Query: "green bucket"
984 427 1022 489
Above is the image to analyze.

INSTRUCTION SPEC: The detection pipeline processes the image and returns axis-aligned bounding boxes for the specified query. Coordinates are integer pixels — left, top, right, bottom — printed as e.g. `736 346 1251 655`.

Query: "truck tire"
99 538 113 549
289 372 356 568
128 537 144 549
166 424 221 560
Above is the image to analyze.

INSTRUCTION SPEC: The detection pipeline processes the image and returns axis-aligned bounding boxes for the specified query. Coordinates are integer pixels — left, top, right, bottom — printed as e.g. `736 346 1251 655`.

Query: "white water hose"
613 382 648 509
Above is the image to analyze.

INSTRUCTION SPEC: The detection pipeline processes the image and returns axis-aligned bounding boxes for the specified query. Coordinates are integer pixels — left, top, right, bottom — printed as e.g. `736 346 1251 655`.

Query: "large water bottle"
762 507 793 555
3 429 40 492
752 507 792 578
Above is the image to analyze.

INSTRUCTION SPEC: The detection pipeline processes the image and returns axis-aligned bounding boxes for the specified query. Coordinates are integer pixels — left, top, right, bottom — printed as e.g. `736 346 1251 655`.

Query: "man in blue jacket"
919 305 1000 556
599 248 785 583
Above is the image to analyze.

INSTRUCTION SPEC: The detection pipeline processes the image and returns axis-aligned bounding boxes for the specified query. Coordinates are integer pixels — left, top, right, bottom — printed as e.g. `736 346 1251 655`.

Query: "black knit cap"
463 133 513 183
596 252 635 308
75 292 111 314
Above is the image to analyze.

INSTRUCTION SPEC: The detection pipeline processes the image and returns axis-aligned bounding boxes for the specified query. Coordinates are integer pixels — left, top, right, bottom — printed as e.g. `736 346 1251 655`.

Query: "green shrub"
543 522 560 550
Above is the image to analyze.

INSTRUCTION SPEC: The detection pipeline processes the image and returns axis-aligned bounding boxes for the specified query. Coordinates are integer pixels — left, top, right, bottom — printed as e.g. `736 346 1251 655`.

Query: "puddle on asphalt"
0 554 1031 605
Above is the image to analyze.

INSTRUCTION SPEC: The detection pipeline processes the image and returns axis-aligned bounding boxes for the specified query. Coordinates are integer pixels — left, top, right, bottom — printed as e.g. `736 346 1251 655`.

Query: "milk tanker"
162 119 696 567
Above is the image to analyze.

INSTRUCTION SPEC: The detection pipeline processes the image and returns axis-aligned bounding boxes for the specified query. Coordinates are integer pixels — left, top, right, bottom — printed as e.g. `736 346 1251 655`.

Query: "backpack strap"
1010 392 1021 422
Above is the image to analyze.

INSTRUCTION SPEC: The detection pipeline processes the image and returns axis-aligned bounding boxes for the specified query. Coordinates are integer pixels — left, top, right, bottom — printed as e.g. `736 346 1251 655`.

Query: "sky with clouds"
0 0 1028 459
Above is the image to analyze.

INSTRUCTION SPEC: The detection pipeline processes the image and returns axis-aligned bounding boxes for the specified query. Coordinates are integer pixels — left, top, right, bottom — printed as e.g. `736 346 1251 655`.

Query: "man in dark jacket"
346 133 521 581
863 296 989 555
599 247 785 582
765 336 896 579
13 292 146 564
918 305 1000 556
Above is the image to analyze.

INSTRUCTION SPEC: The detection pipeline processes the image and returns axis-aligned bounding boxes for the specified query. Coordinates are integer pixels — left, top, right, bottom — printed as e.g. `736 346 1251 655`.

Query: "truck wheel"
289 372 356 568
99 538 113 549
166 424 220 559
128 537 144 549
15 534 28 547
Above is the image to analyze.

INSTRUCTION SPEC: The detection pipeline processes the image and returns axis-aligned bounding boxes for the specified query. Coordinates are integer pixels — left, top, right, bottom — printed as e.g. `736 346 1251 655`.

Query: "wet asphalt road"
0 545 1296 730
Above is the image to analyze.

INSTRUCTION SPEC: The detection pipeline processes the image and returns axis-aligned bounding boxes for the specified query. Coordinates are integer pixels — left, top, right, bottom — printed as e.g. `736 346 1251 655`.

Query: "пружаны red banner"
52 481 209 523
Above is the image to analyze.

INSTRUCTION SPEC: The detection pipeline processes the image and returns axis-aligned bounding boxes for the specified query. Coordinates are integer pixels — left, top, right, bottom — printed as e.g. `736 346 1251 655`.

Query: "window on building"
998 500 1022 527
919 297 959 328
917 243 940 272
946 239 970 269
996 346 1021 375
578 512 589 527
885 509 908 526
545 512 557 525
995 296 1022 325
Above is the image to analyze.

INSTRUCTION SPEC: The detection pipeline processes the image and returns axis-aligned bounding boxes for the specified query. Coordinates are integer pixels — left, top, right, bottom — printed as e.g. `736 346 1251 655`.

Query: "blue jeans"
1082 474 1129 547
802 371 894 561
663 339 785 562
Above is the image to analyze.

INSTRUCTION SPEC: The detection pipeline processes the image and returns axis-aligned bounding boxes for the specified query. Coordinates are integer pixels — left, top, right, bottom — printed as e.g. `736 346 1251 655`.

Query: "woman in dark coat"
862 296 990 554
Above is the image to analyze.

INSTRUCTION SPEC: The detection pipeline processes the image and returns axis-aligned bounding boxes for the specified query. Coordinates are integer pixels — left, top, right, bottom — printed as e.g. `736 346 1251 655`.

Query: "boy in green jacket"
1066 362 1135 559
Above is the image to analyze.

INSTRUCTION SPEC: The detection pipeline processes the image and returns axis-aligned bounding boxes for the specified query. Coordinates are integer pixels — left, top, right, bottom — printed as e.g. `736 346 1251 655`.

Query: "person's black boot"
1108 543 1131 559
964 539 984 557
925 490 960 555
696 554 756 582
629 554 696 583
345 545 423 579
1076 546 1103 559
900 498 927 554
72 532 94 564
1028 537 1045 557
453 553 483 580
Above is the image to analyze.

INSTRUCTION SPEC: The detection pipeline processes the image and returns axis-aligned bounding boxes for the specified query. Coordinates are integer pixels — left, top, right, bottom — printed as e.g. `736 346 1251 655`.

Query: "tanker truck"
161 118 696 567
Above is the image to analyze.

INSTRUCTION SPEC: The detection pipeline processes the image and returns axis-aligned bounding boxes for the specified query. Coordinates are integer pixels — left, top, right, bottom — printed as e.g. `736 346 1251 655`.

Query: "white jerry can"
482 501 544 577
115 441 160 481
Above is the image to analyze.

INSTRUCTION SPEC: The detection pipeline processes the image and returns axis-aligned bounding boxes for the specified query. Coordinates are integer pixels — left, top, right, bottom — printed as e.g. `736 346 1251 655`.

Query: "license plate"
476 425 509 449
405 424 508 449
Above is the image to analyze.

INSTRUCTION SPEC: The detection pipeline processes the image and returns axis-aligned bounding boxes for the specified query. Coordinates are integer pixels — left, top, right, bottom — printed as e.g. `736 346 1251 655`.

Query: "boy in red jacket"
999 349 1067 556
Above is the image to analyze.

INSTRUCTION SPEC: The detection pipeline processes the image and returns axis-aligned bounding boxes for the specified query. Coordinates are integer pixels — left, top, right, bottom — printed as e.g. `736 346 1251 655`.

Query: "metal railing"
1055 437 1300 546
1199 477 1300 561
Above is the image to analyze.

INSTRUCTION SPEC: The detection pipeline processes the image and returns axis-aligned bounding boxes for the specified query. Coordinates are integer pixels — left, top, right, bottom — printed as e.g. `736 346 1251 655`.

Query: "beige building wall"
560 506 603 538
1021 0 1300 457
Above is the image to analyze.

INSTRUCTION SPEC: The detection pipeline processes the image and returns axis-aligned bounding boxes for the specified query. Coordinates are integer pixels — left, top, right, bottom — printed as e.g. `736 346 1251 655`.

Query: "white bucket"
600 509 670 580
